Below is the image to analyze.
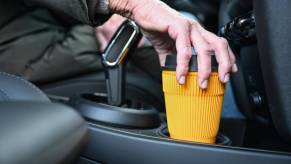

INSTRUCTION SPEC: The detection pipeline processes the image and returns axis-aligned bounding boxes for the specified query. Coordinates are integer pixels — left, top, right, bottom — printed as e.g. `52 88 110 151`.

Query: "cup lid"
163 55 218 72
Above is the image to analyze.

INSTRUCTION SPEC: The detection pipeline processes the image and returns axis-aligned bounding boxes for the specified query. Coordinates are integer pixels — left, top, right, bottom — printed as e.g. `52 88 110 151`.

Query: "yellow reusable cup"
162 55 225 144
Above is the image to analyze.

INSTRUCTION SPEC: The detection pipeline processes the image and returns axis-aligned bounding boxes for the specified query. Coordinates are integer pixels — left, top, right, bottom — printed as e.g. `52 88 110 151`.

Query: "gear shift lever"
102 20 142 106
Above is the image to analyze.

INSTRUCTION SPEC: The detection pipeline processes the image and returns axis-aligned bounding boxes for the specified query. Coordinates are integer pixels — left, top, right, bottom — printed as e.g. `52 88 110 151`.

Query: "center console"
67 19 291 164
70 92 291 164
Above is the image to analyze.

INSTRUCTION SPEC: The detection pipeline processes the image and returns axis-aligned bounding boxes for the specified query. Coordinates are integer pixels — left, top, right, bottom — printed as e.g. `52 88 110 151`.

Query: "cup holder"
158 125 232 146
69 93 231 146
68 94 161 129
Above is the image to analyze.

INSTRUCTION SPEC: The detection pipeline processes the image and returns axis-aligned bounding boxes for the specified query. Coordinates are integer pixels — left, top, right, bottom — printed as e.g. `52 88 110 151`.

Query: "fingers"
174 20 236 87
228 46 238 72
216 37 232 83
175 25 192 85
190 23 211 89
198 28 235 83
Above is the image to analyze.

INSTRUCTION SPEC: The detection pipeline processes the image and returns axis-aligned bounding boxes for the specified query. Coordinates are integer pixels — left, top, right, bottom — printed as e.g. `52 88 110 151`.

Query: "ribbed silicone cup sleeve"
162 71 225 144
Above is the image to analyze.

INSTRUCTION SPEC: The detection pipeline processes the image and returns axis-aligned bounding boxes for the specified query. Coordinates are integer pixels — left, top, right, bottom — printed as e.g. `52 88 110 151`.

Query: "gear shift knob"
102 20 142 106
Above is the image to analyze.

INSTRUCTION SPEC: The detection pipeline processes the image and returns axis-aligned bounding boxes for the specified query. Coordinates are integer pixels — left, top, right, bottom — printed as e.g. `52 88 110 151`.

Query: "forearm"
108 0 171 26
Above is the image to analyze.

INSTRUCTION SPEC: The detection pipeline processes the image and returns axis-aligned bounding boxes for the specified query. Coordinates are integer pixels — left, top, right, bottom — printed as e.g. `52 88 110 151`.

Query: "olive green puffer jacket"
0 0 107 83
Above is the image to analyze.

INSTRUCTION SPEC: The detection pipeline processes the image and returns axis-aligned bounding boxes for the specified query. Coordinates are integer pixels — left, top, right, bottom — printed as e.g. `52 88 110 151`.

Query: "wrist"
108 0 147 19
109 0 132 17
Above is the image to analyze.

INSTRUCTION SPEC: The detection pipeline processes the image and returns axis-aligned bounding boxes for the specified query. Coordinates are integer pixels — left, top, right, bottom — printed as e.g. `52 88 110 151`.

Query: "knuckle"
182 51 192 60
217 37 228 48
179 19 191 28
220 37 228 45
230 57 236 64
220 61 232 71
177 56 190 67
190 20 199 27
197 46 209 55
183 45 192 54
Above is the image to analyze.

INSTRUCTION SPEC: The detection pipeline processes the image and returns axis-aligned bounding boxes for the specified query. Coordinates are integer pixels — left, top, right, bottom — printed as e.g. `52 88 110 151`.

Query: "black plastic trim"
69 95 161 129
83 123 291 164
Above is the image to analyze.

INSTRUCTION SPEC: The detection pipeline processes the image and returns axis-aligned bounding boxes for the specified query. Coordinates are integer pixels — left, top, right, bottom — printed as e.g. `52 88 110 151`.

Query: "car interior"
1 0 291 163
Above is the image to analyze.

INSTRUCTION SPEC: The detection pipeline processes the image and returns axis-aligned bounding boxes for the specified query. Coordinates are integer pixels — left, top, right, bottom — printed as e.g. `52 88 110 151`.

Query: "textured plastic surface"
69 94 161 129
83 123 291 164
163 71 225 143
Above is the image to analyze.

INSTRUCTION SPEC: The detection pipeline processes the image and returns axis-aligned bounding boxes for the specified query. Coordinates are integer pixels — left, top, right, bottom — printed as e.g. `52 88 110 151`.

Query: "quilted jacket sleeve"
27 0 109 26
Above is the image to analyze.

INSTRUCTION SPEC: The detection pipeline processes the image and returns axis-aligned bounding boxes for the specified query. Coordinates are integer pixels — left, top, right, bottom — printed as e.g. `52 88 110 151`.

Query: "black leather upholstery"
0 102 88 164
0 73 88 163
0 72 50 102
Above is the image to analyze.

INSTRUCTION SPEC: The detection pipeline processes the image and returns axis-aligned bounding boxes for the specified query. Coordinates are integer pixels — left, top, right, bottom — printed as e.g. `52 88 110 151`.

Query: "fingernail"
200 80 208 89
232 64 238 72
178 76 186 85
223 74 230 83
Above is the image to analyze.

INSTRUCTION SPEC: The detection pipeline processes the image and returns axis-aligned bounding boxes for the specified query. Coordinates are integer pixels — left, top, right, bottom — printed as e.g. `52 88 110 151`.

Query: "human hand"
109 0 237 89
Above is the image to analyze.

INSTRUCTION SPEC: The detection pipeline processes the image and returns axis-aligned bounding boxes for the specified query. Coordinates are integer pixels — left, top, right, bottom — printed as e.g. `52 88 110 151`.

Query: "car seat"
0 72 88 164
